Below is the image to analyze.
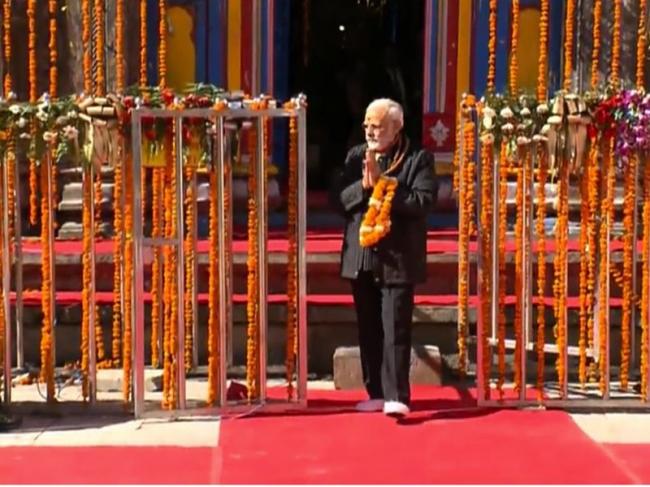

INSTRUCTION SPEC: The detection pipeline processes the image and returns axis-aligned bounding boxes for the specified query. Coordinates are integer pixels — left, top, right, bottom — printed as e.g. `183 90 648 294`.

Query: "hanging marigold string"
93 0 105 95
509 0 520 93
81 169 93 400
641 157 650 400
122 151 134 403
139 0 148 86
183 165 196 372
39 151 55 401
48 0 57 96
27 0 37 226
116 0 125 91
82 0 92 93
637 0 648 88
619 154 637 390
496 142 508 398
611 0 622 85
536 0 549 102
535 148 549 400
562 0 575 90
578 147 594 386
246 122 260 401
207 167 219 405
591 0 602 88
3 0 12 96
150 168 163 368
487 0 497 92
111 155 124 367
6 132 15 257
158 0 167 87
286 115 299 398
553 159 569 395
586 141 600 383
513 148 527 393
479 133 494 400
598 139 615 395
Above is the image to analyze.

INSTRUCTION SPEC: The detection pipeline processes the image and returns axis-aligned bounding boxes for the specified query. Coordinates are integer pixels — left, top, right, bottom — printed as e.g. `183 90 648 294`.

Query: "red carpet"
0 446 220 484
218 387 635 484
602 444 650 484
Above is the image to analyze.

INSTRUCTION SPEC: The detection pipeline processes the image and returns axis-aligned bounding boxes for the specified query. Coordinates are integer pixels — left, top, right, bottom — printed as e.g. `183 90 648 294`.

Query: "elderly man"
331 98 437 417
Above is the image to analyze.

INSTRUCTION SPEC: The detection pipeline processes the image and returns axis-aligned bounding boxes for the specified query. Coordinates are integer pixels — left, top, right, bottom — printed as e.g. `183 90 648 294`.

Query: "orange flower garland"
246 123 260 401
82 0 92 94
586 143 600 383
81 171 92 400
563 0 575 90
111 157 124 367
359 177 398 247
122 152 134 403
497 142 508 398
578 149 592 386
286 115 299 398
207 168 219 405
509 0 519 94
93 0 105 95
116 0 125 91
3 0 11 96
150 168 163 368
591 0 602 88
637 0 647 89
48 0 57 96
536 0 549 102
140 0 148 86
27 0 37 226
641 158 650 400
513 149 527 393
487 0 497 92
535 148 548 400
611 0 622 85
553 160 569 395
159 0 167 87
183 166 196 371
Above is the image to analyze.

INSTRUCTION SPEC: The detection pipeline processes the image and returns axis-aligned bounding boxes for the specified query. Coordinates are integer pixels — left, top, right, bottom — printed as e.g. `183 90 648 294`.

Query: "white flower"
63 125 78 140
17 117 27 128
66 110 78 119
36 110 49 122
532 134 546 142
43 131 56 142
500 107 514 119
9 105 20 115
19 132 31 139
520 107 531 117
502 123 514 133
537 104 549 114
517 136 531 146
482 107 496 118
483 116 493 129
548 115 563 125
540 124 551 135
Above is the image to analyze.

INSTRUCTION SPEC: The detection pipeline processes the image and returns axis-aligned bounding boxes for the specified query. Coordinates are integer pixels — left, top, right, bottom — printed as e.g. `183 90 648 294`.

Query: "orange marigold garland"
359 177 398 247
122 152 134 403
48 0 57 96
82 0 92 94
487 0 497 92
207 168 219 405
158 0 167 87
535 147 548 400
509 0 520 94
513 148 527 393
637 0 647 89
246 123 260 401
81 170 93 400
27 0 37 226
586 142 601 383
150 168 163 368
286 115 299 398
3 0 12 96
93 0 105 95
641 158 650 400
116 0 126 91
553 159 569 395
591 0 602 88
536 0 549 102
578 148 593 386
496 142 508 398
111 156 124 367
183 166 196 372
139 0 148 86
611 0 622 85
563 0 575 90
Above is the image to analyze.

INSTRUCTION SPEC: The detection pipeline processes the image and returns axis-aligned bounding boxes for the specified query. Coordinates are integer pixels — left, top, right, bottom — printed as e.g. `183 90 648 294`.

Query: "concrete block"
333 345 442 390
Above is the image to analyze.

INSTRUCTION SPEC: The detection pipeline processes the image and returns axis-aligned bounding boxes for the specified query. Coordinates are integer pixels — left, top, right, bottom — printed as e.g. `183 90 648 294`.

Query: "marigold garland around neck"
359 136 409 248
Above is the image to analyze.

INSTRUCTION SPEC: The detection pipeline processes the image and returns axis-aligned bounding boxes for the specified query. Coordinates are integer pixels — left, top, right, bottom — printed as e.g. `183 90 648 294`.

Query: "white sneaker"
355 399 384 412
383 400 410 417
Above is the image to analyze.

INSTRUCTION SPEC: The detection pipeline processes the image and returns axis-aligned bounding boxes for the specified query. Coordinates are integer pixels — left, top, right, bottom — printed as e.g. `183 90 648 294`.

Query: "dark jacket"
330 140 437 285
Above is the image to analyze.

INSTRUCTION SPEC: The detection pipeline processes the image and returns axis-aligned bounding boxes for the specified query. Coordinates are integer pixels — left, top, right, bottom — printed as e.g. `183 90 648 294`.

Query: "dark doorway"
289 0 424 190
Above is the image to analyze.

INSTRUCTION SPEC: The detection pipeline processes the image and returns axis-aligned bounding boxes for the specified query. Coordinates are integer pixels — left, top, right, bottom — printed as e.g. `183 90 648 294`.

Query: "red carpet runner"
2 387 649 484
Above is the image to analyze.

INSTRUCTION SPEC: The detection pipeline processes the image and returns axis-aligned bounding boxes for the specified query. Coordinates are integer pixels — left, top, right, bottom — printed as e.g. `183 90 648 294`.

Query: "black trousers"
351 271 414 405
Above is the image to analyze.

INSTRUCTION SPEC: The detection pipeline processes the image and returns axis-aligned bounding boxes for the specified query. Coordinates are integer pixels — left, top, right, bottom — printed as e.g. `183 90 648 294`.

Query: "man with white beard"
331 99 437 417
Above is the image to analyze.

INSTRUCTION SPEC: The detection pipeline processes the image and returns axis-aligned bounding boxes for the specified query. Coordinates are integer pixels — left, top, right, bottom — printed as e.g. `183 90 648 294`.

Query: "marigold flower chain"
641 159 650 400
537 0 549 102
563 0 575 90
3 0 12 95
591 0 602 88
246 124 260 401
207 169 219 405
611 0 622 85
535 149 548 400
359 177 398 248
496 143 508 399
286 115 299 397
48 0 57 96
479 141 494 400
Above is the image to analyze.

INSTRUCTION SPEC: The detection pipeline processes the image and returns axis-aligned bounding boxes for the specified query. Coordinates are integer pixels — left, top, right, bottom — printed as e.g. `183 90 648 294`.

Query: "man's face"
364 106 399 152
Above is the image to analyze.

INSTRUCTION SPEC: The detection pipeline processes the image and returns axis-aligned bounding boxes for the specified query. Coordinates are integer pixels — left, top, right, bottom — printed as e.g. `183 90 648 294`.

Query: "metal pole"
215 116 228 407
87 162 97 403
491 146 500 394
256 116 268 402
226 132 234 369
131 113 146 417
175 115 187 410
14 156 23 371
527 147 536 363
297 108 308 403
2 152 12 404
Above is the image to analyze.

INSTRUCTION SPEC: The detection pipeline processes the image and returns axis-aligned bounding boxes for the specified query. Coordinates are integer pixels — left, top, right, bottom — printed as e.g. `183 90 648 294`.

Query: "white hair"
366 98 404 129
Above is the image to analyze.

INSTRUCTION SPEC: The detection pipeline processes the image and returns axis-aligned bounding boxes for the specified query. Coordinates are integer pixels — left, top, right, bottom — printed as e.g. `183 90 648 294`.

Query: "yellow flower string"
183 165 196 372
111 157 124 367
28 0 37 226
536 0 549 102
637 0 647 89
48 0 57 96
93 0 105 96
563 0 575 90
513 148 526 394
116 0 125 91
247 122 260 401
641 158 650 400
535 147 548 400
81 171 92 400
3 0 12 95
487 0 497 92
578 148 593 386
82 0 92 94
158 0 167 87
611 0 622 85
591 0 602 88
140 0 148 86
497 142 508 399
286 115 299 398
207 168 219 405
586 142 600 383
122 152 134 403
509 0 519 94
150 168 163 367
553 160 569 395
